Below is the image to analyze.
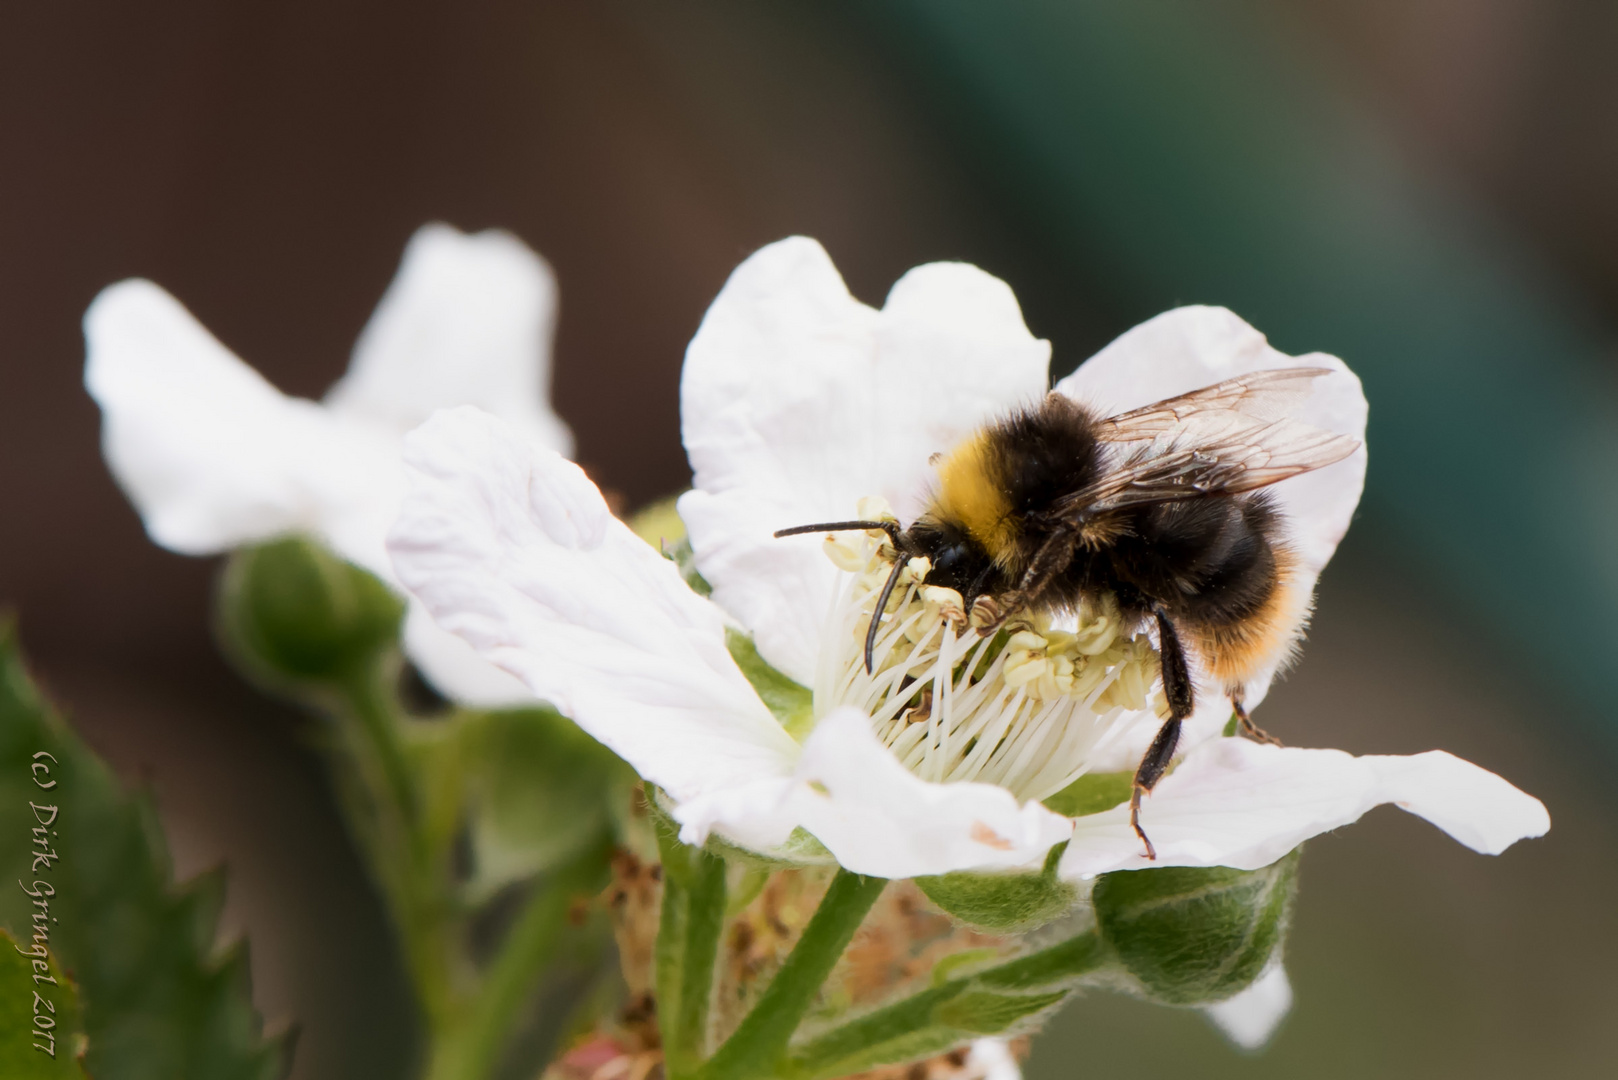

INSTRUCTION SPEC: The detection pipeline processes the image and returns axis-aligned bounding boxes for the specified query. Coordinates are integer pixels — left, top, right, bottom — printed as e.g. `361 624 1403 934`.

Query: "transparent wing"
1058 415 1359 516
1095 366 1335 445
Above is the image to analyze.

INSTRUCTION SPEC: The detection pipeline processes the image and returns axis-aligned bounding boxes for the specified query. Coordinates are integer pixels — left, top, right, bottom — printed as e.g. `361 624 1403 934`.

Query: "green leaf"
217 536 403 685
916 842 1078 933
457 706 636 899
930 989 1069 1034
1042 771 1133 817
0 932 88 1077
0 620 289 1080
1093 850 1300 1005
725 631 814 740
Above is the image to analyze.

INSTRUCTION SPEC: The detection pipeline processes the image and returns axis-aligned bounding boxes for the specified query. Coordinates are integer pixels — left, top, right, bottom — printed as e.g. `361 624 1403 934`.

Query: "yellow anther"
1002 651 1049 689
1006 629 1047 655
823 533 871 572
856 494 897 523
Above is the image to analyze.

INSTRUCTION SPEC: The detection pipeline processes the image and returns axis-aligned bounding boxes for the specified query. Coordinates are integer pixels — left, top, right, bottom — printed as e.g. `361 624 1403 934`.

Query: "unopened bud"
1093 850 1299 1005
218 536 403 684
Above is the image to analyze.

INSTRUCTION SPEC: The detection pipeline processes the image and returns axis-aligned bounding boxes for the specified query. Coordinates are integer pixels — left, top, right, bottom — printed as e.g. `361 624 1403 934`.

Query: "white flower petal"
389 407 799 804
680 237 1049 683
401 602 536 707
326 224 573 455
1059 737 1548 878
676 707 1073 879
1203 963 1292 1050
1073 687 1234 778
84 279 398 572
964 1038 1022 1080
1362 750 1553 855
1054 306 1368 708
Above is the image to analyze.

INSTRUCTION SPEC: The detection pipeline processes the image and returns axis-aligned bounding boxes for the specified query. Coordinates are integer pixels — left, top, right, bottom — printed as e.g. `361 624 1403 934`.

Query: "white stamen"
810 501 1164 803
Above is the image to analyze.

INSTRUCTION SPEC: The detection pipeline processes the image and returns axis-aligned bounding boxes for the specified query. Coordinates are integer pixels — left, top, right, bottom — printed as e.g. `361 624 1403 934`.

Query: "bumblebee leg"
1132 611 1195 859
1231 691 1282 746
1152 609 1195 721
1131 716 1182 862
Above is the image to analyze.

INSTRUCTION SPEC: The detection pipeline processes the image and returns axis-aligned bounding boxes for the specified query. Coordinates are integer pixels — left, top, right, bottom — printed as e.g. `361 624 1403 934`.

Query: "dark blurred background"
3 2 1617 1077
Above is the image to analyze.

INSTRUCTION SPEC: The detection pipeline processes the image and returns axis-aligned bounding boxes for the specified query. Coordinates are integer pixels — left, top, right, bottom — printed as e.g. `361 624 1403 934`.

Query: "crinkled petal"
326 223 573 455
84 279 399 574
1203 963 1292 1050
1054 306 1368 710
677 708 1074 878
389 407 799 803
1059 738 1548 878
680 237 1050 683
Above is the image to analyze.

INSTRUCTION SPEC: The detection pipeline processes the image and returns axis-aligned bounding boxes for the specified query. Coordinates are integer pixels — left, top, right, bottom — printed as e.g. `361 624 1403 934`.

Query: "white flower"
84 223 571 705
388 237 1549 883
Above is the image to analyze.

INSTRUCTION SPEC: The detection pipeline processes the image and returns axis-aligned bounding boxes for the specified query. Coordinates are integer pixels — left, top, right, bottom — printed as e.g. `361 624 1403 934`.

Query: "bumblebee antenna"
772 519 914 674
863 556 909 675
774 519 907 551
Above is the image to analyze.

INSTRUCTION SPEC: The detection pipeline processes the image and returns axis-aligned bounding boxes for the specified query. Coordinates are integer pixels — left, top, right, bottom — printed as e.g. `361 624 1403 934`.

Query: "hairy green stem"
674 854 728 1071
655 824 730 1077
330 666 462 1027
697 869 887 1080
424 837 614 1080
781 931 1108 1080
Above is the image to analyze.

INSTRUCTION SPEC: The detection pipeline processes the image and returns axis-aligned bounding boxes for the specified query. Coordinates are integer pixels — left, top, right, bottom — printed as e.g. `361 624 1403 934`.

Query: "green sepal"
930 988 1069 1034
457 706 638 899
0 620 289 1080
1093 850 1300 1005
725 630 814 740
916 842 1079 933
628 496 713 598
1042 771 1133 817
1222 713 1240 738
217 536 403 685
0 932 88 1077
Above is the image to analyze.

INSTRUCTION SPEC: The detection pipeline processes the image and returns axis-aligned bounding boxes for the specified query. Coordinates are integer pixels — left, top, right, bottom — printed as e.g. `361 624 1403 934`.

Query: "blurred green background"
2 2 1615 1077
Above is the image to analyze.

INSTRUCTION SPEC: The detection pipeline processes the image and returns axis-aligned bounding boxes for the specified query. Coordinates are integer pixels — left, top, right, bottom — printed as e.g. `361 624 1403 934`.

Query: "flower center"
812 498 1165 803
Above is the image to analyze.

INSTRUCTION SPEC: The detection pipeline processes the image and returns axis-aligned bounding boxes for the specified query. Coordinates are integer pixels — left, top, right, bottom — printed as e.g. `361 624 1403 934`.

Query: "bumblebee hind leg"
1131 610 1195 860
1231 690 1282 746
1130 716 1182 862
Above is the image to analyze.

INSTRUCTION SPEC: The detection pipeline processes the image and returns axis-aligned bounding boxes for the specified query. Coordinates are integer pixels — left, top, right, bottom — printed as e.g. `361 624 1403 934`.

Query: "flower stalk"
696 869 888 1080
425 834 615 1080
656 824 730 1076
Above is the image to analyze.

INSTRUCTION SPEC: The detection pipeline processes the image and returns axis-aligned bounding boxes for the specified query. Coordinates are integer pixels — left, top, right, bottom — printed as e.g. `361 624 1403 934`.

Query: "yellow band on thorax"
933 432 1020 566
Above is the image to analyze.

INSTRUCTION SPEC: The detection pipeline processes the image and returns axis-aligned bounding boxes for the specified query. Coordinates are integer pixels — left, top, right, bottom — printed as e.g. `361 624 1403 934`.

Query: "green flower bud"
217 536 403 684
917 842 1079 933
1093 850 1299 1005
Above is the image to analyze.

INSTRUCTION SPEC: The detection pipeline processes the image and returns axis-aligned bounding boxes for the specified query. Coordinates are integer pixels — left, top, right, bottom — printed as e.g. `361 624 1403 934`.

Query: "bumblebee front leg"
1132 610 1195 860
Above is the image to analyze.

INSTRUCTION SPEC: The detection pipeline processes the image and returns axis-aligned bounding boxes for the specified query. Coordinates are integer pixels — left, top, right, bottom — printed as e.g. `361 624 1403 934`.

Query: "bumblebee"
776 367 1359 859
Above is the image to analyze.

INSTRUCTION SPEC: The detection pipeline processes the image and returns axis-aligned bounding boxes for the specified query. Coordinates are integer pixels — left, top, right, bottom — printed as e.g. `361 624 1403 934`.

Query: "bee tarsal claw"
1129 786 1158 862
